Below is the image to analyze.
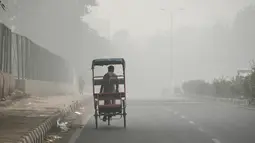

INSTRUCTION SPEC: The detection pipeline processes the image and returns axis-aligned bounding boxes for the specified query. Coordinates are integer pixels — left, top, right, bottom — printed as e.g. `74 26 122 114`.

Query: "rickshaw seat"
93 78 125 85
94 92 126 100
98 104 122 108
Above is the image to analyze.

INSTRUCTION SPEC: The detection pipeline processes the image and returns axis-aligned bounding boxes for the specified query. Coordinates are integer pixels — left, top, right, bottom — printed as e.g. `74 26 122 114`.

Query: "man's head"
108 65 114 72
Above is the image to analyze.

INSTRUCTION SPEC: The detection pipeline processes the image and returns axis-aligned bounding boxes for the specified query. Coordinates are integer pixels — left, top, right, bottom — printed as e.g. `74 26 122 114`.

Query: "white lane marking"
189 121 195 124
198 127 204 132
174 111 179 115
212 138 221 143
181 115 186 119
166 109 172 112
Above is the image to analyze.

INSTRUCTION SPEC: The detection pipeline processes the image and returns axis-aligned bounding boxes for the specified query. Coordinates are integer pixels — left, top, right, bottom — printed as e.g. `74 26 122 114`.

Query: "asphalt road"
70 96 255 143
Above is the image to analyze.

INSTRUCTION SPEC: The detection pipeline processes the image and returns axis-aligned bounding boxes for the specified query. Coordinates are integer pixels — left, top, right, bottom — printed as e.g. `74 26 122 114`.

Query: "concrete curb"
16 96 92 143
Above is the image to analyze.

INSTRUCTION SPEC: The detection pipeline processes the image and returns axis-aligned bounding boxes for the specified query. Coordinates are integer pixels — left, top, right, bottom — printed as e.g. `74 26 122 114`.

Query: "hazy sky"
1 0 253 92
83 0 255 88
85 0 254 37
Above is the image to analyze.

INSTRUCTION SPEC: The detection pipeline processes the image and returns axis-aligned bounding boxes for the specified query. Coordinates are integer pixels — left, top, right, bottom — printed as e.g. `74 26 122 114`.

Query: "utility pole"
160 8 184 95
170 11 174 94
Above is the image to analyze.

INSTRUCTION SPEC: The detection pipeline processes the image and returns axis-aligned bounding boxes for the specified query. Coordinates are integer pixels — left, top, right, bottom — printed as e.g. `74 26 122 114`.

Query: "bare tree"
0 0 5 11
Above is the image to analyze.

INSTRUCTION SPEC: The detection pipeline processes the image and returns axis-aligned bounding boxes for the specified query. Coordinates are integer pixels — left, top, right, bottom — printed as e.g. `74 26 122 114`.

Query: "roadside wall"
0 72 15 99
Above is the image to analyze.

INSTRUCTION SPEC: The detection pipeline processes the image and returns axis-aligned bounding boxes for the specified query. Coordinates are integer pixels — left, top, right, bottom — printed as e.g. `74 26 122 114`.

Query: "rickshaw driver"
100 65 119 121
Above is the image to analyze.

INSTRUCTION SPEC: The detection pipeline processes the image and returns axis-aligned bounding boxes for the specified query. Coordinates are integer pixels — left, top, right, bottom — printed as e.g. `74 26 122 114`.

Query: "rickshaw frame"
91 58 127 129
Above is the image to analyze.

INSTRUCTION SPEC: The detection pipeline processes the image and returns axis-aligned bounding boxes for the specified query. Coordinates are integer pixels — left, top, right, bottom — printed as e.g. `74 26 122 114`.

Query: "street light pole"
170 11 174 94
160 8 184 94
169 9 184 94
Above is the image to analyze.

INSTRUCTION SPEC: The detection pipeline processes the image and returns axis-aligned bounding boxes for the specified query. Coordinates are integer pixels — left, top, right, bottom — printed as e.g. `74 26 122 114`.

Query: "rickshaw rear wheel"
122 100 127 128
123 109 127 128
123 114 127 128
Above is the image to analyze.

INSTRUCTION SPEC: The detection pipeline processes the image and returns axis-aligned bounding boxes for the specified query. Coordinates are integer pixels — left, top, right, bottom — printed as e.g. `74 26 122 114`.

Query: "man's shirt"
101 72 118 93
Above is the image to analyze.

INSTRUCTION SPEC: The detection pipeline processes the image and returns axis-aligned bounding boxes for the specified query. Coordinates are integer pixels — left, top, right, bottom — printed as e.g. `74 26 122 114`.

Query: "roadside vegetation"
182 62 255 99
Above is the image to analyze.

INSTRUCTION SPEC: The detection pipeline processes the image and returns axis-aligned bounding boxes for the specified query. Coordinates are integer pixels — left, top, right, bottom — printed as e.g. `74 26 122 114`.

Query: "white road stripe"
181 115 186 119
212 138 221 143
68 112 93 143
189 121 195 124
174 111 179 115
198 127 204 132
166 109 172 112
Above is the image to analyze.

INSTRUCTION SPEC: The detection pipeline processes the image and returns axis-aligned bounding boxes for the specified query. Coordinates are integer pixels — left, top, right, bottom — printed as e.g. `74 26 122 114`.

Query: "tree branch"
0 0 6 11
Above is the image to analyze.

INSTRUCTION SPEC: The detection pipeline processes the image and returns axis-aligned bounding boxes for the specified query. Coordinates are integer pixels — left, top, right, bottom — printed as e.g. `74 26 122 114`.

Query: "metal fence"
0 23 74 83
0 23 12 73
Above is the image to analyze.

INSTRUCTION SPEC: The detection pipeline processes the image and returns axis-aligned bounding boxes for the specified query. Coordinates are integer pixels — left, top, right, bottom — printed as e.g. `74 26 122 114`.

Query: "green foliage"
230 76 245 96
182 75 253 98
243 60 255 98
182 80 215 95
212 77 231 97
174 87 182 94
0 0 110 79
243 75 251 97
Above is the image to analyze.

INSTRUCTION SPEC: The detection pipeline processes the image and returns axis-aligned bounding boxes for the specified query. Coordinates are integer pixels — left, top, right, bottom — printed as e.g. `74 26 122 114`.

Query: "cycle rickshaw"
91 58 127 129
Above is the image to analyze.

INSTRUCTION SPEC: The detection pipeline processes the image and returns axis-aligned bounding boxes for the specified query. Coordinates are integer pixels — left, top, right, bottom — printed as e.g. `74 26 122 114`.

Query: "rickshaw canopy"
91 58 125 69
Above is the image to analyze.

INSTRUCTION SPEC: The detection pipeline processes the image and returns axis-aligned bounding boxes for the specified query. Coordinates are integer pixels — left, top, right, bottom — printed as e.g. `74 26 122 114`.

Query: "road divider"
184 94 249 106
